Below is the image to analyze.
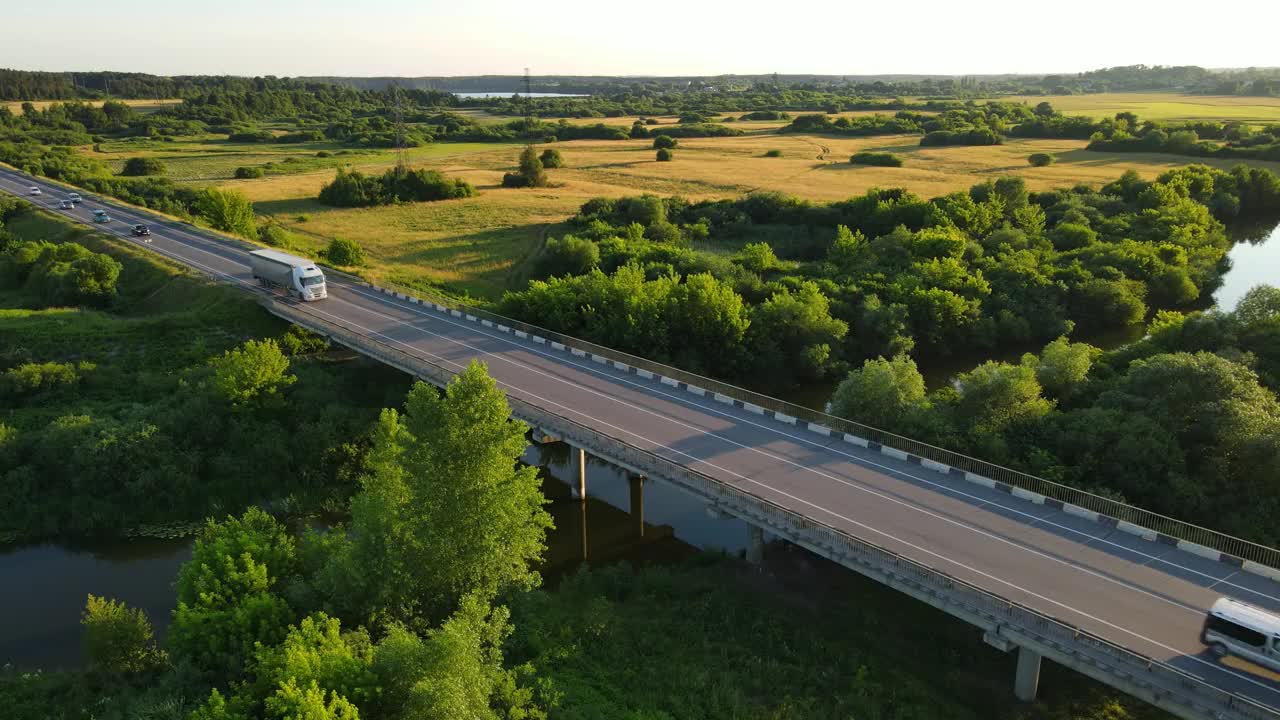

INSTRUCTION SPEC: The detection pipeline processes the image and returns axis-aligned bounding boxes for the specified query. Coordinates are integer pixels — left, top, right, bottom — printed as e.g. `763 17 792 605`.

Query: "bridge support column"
629 474 645 537
746 524 765 564
1014 646 1041 702
572 447 586 499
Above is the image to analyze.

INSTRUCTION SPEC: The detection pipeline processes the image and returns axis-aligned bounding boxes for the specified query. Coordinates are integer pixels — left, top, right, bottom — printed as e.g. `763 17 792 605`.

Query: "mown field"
1 98 182 113
1002 92 1280 124
66 92 1280 299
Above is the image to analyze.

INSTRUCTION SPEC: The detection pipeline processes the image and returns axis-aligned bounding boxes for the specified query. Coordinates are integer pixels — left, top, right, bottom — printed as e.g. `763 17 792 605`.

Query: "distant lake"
454 92 587 99
1215 221 1280 311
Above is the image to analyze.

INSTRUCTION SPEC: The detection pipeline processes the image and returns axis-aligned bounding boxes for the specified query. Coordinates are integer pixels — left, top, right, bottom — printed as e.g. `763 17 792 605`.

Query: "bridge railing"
267 296 1277 720
358 276 1280 571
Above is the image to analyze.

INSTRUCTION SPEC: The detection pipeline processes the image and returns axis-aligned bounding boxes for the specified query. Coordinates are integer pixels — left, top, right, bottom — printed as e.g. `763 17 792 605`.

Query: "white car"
28 186 41 196
67 192 82 204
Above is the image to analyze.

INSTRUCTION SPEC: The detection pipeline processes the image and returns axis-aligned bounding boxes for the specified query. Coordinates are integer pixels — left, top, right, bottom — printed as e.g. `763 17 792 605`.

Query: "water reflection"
1216 222 1280 311
0 439 751 670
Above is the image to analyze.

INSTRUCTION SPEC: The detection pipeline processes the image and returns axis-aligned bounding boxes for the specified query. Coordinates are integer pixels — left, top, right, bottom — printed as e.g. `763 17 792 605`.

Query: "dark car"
131 224 151 237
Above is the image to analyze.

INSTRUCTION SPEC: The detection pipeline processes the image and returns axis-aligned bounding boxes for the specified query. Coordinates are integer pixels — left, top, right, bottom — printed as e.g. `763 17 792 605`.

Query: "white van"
1202 597 1280 671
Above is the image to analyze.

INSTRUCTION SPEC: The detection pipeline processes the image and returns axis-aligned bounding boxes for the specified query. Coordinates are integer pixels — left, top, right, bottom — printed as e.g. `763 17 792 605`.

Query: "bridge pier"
572 446 586 499
746 524 765 564
1014 646 1041 702
629 474 645 537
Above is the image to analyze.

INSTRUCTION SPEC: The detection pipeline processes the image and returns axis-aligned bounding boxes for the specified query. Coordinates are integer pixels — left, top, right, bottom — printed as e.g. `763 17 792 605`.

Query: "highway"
5 165 1280 710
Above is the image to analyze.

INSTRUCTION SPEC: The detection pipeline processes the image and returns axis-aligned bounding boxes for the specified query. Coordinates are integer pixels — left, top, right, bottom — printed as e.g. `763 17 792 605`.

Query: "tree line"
502 165 1280 392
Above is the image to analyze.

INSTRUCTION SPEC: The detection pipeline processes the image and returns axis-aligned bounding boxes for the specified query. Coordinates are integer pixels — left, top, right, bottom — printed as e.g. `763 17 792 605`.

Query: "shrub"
326 237 367 266
764 149 783 158
234 166 265 179
83 595 162 674
197 187 258 238
518 145 548 187
1028 153 1055 167
258 223 289 247
537 235 599 277
2 361 93 398
653 135 678 150
316 151 332 158
540 148 564 168
656 148 674 162
502 172 531 188
849 152 903 167
318 167 473 207
120 157 166 176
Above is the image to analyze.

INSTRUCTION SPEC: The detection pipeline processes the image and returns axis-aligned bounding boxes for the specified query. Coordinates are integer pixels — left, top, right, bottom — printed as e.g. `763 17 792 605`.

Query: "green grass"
1002 92 1280 125
510 557 1168 720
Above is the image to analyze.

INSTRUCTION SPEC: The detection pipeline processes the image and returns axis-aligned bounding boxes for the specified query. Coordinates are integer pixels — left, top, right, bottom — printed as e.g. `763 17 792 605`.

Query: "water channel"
2 222 1275 671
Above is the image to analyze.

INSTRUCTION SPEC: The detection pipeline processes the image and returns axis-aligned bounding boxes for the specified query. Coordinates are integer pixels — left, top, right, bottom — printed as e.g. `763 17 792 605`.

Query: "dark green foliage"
197 187 258 238
763 149 782 157
326 237 367 267
655 147 673 161
234 166 265 179
1 239 122 306
782 113 922 136
539 148 564 168
319 167 474 207
120 157 166 176
1028 152 1055 167
652 135 677 150
517 145 547 187
849 151 903 167
920 128 1002 146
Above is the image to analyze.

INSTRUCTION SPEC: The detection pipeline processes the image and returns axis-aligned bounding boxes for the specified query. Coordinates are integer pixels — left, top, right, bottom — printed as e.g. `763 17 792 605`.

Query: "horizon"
4 0 1279 78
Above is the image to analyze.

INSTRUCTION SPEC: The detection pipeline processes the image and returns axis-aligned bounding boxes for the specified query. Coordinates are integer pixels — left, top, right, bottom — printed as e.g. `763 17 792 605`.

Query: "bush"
2 361 92 398
319 167 474 207
849 152 904 167
258 223 289 247
537 235 599 277
764 149 783 158
1028 153 1055 167
316 151 332 158
234 166 265 179
656 148 674 162
120 157 166 176
540 148 564 168
502 172 531 188
326 237 367 266
197 187 258 238
82 595 162 674
653 135 678 150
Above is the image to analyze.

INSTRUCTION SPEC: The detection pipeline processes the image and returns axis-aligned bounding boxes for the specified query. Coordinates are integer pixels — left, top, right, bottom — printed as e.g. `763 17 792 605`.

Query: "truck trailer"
249 249 328 301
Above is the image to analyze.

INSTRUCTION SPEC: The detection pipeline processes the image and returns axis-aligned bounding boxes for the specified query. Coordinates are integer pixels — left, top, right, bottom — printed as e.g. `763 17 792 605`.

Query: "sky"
4 0 1279 78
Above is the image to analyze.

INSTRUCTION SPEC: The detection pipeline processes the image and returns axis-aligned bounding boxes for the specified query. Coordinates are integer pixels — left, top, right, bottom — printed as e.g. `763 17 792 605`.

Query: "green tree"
954 361 1054 436
736 242 778 273
827 225 867 273
265 679 361 720
665 272 750 374
372 595 524 720
536 235 599 278
539 148 563 168
209 338 296 405
518 146 547 188
121 157 166 176
1027 153 1054 167
1236 285 1280 327
829 355 927 432
652 135 677 150
170 508 299 677
82 594 162 674
332 362 552 625
748 282 848 385
1026 337 1097 400
326 237 367 267
655 148 673 162
198 187 258 238
248 613 377 710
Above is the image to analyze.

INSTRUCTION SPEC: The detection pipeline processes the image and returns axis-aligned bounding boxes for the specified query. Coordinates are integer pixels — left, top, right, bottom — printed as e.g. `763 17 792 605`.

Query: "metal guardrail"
267 297 1278 720
365 277 1280 571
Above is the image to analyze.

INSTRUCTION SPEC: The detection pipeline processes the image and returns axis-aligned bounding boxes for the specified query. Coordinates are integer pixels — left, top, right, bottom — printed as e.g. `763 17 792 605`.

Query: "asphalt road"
5 166 1280 708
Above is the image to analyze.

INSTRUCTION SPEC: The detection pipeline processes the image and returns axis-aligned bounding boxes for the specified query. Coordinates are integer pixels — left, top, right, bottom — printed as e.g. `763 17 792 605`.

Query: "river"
0 441 745 670
4 222 1275 671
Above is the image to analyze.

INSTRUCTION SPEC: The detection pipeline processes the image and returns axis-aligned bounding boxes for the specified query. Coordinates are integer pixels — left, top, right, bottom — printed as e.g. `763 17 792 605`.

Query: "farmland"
27 91 1280 299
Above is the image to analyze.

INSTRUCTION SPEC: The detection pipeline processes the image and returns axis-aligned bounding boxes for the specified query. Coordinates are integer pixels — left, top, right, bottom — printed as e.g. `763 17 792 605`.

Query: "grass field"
55 91 1280 300
2 98 182 114
1002 92 1280 124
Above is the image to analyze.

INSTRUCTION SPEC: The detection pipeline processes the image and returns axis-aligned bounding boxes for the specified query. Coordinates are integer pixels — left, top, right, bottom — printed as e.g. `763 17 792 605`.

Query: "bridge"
5 164 1280 720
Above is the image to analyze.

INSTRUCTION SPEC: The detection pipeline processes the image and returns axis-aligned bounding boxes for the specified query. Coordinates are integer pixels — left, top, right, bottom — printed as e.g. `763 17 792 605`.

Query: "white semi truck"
249 249 328 301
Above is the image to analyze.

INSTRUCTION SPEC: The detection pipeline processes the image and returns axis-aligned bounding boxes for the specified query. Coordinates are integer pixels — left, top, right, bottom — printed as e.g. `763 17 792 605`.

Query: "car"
67 193 82 204
28 186 41 196
58 200 73 210
131 224 151 237
92 210 111 223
